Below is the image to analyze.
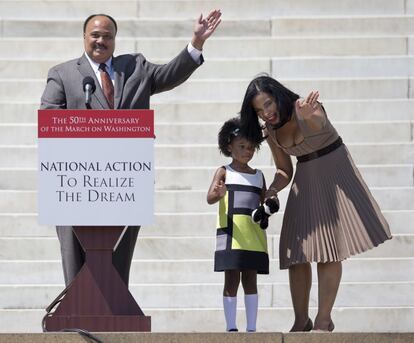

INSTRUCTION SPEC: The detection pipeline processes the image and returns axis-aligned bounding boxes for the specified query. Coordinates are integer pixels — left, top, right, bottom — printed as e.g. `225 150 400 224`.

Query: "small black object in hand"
251 197 280 229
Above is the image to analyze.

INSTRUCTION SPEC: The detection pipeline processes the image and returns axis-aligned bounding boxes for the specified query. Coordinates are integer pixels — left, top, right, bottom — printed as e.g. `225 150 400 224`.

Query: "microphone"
82 76 96 107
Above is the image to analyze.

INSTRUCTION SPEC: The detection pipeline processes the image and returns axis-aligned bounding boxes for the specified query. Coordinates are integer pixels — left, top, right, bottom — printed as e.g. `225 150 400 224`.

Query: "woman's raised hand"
295 90 320 119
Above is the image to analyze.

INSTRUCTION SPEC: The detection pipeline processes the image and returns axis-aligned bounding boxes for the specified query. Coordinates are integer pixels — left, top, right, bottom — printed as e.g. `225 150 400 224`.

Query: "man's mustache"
94 44 107 50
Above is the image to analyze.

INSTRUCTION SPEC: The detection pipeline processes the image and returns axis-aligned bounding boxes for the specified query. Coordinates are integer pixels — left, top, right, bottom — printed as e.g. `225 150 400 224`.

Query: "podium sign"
38 109 154 226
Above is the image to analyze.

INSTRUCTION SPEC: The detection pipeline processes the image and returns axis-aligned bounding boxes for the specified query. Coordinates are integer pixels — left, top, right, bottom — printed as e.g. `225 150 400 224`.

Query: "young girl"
207 117 269 332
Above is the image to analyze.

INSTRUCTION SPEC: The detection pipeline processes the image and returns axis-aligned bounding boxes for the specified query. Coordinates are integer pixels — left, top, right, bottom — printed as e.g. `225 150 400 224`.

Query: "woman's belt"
296 137 343 163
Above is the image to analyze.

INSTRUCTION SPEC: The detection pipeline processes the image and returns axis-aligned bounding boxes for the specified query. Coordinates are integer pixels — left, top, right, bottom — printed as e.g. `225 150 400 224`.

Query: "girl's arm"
265 133 293 199
207 167 227 204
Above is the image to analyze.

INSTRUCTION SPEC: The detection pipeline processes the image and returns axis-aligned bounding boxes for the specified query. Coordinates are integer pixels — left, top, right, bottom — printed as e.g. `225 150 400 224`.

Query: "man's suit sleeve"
147 47 203 95
40 66 67 109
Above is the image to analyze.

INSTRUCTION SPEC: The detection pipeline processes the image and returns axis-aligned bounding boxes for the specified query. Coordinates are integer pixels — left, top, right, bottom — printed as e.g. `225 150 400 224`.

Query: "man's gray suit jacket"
40 47 202 286
41 47 202 110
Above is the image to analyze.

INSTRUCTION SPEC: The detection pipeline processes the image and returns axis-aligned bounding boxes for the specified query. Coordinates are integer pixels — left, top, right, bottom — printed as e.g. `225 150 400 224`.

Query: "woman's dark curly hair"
240 75 300 144
218 117 262 157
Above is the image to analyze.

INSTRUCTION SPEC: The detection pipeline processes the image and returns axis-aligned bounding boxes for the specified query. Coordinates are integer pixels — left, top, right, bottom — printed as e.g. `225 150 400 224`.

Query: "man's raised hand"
192 9 222 50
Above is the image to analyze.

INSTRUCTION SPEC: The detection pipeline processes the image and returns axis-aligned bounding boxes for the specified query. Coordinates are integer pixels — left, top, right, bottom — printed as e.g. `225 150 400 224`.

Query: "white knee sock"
245 293 258 332
223 296 237 331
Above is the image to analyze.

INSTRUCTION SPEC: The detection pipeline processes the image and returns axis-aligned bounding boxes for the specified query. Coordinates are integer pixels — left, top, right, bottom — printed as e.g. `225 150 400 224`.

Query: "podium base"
44 315 151 332
44 227 151 332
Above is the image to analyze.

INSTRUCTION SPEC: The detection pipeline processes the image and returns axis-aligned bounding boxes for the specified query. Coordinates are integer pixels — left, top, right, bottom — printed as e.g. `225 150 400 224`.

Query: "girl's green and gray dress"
214 165 269 274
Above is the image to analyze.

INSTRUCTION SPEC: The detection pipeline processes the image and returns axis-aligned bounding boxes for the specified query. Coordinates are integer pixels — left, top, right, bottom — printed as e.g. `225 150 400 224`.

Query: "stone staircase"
0 0 413 333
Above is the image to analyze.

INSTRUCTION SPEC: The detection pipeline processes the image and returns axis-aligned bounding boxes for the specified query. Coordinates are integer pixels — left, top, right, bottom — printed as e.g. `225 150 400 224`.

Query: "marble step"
0 333 412 343
0 77 411 102
1 282 412 309
0 234 406 260
3 17 414 38
1 163 413 191
1 258 412 285
0 143 412 168
0 333 414 343
0 1 140 19
1 121 411 145
143 121 414 144
2 99 414 124
156 143 414 166
0 36 407 59
123 0 412 18
271 56 414 79
0 164 412 191
0 210 412 237
0 0 408 19
0 307 413 332
0 58 272 80
0 187 412 213
2 18 270 38
136 36 413 58
151 78 413 102
271 16 414 37
155 165 414 189
3 56 414 79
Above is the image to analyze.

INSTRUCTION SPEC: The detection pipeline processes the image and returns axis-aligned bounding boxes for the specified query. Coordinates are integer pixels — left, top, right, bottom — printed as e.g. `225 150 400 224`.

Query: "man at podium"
39 12 221 287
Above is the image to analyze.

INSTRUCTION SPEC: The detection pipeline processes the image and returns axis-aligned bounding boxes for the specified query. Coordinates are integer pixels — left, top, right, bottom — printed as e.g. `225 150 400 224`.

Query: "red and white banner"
38 110 154 226
38 109 154 138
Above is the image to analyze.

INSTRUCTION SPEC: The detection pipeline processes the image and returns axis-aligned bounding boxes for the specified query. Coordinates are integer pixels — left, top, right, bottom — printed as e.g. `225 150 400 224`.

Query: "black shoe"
227 328 238 332
303 318 314 332
289 318 313 332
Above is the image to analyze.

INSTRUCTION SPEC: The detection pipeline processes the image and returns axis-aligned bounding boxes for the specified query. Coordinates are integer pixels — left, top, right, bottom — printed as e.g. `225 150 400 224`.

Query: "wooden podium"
44 227 151 331
38 110 154 332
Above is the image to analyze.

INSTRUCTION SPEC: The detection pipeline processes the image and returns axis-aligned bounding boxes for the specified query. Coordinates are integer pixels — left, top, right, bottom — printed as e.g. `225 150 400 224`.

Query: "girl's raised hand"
213 179 227 198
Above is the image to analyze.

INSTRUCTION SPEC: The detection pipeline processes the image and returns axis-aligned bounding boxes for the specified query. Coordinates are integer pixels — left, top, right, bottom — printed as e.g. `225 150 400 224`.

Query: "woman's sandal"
311 320 335 332
289 318 313 332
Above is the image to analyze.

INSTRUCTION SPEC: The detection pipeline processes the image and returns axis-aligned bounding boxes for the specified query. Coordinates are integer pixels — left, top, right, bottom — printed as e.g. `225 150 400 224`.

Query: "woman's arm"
260 172 267 204
265 133 293 198
206 167 227 204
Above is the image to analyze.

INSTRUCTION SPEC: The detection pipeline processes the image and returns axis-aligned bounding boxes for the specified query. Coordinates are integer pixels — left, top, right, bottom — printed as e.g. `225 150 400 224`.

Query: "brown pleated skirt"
279 145 392 269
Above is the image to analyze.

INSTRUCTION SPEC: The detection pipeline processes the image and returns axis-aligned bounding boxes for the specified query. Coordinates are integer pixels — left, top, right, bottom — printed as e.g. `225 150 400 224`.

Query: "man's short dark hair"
83 14 118 33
